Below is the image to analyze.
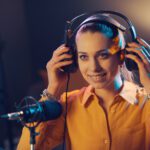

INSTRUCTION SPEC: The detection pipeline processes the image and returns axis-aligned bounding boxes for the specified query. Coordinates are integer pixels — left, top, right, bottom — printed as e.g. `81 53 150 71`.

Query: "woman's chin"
89 81 108 89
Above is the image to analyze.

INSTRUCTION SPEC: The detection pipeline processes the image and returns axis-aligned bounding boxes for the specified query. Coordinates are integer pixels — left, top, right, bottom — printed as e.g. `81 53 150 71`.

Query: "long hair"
75 21 135 83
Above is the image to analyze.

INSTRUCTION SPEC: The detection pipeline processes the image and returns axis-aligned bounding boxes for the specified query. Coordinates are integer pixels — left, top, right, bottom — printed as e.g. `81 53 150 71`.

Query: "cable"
62 73 70 150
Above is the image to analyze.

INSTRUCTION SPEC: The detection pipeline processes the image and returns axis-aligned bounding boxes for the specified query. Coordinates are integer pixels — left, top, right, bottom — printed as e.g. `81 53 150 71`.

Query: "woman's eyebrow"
77 49 109 54
77 51 87 54
96 49 109 54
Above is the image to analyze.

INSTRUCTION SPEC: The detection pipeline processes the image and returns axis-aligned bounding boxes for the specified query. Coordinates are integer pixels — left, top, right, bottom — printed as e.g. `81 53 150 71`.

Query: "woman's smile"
87 72 107 82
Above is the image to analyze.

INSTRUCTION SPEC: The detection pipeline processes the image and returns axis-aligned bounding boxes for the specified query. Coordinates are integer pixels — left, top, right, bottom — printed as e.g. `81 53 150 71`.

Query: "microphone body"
1 100 62 123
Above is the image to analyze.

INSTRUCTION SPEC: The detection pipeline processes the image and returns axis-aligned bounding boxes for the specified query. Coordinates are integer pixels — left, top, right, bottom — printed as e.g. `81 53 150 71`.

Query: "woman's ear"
118 49 125 65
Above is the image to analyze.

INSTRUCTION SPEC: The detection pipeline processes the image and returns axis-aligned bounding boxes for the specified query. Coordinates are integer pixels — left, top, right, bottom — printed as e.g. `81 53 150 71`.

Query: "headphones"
62 10 139 73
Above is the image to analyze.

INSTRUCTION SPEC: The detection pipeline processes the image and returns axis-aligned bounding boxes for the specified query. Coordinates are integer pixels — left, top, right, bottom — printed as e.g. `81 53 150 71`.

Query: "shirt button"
104 139 110 144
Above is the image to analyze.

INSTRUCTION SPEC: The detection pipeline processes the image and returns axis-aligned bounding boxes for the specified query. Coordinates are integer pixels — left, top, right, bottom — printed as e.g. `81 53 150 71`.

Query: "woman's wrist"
47 85 59 95
46 85 64 100
41 89 57 100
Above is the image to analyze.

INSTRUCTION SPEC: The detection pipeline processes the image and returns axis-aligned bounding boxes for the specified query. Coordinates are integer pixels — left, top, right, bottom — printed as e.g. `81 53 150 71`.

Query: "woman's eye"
99 53 110 59
78 55 88 60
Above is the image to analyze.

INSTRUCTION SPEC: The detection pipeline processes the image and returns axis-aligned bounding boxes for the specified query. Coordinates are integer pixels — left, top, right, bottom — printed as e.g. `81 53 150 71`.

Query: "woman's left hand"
126 37 150 93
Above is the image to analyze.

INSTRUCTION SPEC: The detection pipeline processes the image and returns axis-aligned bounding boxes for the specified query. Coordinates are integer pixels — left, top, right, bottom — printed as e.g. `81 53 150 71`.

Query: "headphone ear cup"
121 46 139 71
61 26 78 73
61 45 78 73
72 45 78 70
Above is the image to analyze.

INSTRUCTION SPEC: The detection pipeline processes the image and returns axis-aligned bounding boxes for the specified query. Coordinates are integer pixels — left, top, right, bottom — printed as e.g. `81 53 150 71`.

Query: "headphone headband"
63 10 138 72
77 14 126 32
66 10 137 41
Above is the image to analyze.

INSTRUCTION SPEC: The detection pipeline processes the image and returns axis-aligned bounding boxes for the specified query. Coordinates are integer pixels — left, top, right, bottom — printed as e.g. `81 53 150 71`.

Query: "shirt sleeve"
17 95 65 150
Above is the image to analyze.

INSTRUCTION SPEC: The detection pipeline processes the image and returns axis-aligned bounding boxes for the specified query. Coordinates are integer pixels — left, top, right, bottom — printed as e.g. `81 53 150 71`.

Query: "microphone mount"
11 96 42 150
1 96 62 150
17 96 41 150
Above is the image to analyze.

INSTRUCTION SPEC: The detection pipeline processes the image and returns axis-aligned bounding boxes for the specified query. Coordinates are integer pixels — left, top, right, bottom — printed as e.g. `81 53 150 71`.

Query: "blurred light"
118 1 150 32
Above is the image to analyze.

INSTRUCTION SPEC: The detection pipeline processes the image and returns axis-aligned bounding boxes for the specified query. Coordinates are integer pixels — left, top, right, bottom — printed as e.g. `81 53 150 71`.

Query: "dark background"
0 0 149 149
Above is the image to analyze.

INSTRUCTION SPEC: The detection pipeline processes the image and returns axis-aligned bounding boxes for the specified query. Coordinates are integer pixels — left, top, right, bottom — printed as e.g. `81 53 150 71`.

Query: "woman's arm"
17 44 72 149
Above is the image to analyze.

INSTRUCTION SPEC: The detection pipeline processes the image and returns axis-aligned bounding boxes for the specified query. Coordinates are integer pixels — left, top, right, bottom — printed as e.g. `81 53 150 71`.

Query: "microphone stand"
29 126 39 150
18 96 41 150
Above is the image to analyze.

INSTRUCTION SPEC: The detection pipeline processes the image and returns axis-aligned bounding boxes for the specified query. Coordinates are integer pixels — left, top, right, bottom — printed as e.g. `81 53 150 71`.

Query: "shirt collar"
119 81 139 105
81 80 139 106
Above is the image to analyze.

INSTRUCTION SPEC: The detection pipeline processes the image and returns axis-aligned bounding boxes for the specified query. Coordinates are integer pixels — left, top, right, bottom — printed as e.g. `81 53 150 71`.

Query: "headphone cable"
62 72 70 150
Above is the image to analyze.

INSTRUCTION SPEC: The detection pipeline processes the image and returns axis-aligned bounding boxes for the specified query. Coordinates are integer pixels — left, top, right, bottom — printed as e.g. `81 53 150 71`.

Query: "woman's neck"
94 74 123 109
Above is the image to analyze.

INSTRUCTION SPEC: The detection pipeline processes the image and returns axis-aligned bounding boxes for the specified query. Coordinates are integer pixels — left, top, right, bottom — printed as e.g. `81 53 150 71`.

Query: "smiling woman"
17 13 150 150
75 21 134 111
76 22 133 90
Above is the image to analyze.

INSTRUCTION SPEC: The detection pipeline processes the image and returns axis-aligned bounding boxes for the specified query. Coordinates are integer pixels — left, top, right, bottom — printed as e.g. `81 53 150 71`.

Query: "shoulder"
138 88 150 114
120 80 150 106
60 86 91 103
132 82 150 114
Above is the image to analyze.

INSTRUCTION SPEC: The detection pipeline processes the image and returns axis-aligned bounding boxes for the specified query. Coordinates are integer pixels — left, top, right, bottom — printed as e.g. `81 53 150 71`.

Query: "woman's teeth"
88 73 106 81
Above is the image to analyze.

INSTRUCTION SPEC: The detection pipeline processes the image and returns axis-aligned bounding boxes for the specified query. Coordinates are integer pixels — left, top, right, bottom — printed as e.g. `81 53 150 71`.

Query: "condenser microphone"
0 100 62 123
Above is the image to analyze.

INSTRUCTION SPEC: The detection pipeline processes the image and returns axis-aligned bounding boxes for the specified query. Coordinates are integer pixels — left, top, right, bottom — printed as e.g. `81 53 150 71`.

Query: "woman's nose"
88 58 102 72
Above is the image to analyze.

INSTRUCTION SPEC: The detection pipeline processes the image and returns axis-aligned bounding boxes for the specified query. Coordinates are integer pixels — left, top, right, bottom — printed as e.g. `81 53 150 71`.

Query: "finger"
53 44 66 53
58 44 66 48
54 60 73 69
125 55 150 81
136 37 150 49
53 46 70 57
127 39 150 58
50 54 72 66
126 54 150 72
47 59 73 71
127 42 140 48
54 53 72 62
126 47 150 65
141 46 150 58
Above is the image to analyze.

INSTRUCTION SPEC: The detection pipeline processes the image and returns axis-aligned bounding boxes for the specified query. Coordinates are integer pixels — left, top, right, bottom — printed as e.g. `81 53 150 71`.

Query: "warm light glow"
118 1 150 32
83 0 150 40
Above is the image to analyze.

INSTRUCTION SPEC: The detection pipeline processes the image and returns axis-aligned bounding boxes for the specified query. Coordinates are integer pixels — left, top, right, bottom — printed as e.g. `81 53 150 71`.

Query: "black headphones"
62 10 139 73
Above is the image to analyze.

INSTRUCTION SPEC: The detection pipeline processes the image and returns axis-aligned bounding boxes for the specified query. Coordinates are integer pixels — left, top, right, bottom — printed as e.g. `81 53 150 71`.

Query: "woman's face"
76 31 121 90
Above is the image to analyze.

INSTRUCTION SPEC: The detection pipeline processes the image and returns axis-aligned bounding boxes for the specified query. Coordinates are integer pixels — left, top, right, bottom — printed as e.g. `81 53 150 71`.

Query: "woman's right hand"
46 44 73 97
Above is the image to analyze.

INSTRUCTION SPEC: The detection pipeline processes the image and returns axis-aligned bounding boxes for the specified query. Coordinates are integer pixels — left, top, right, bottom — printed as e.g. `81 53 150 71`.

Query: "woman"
17 14 150 150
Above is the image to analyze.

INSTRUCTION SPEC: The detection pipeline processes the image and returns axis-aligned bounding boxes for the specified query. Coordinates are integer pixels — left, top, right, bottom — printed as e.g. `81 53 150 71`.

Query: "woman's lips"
87 73 107 82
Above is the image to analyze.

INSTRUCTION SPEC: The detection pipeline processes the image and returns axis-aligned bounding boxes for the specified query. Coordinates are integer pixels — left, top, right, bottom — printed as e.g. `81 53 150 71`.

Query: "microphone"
0 100 62 123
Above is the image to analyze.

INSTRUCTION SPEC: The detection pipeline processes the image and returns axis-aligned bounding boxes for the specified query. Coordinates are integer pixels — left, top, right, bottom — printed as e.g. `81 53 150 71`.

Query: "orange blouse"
17 81 150 150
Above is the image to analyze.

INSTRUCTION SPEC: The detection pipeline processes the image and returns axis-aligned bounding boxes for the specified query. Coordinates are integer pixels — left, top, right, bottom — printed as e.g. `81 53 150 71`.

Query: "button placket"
104 139 110 144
